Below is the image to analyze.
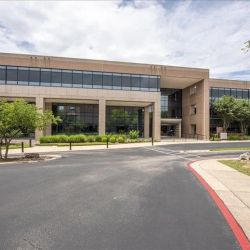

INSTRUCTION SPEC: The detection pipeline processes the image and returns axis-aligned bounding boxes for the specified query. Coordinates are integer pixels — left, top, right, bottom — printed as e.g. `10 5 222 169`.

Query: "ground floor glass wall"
52 103 98 135
106 106 144 136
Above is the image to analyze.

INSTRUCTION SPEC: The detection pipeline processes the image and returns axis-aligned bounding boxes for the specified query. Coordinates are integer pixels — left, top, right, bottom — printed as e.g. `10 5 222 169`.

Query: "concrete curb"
188 159 250 249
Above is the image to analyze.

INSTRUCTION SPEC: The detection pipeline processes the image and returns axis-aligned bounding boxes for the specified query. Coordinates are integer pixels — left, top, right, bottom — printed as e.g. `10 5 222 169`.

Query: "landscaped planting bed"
39 131 159 146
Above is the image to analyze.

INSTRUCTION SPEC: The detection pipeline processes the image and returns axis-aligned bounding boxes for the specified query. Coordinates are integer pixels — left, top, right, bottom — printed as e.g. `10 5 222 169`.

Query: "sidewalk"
4 140 214 155
190 159 250 241
5 139 250 155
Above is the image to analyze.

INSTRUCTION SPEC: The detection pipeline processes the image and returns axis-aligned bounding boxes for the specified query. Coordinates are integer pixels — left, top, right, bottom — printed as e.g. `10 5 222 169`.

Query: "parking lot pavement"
0 148 241 249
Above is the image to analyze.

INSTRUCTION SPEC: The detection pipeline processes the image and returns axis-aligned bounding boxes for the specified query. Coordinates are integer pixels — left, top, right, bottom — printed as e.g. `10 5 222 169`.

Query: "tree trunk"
4 138 9 159
240 122 246 134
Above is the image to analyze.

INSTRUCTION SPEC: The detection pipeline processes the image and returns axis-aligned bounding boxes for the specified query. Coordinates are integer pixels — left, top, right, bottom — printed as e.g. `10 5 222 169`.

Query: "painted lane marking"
144 147 208 161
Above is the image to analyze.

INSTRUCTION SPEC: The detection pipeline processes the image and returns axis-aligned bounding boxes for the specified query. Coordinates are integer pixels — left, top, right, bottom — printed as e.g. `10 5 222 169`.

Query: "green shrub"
69 134 86 143
129 130 140 139
40 135 66 143
40 135 53 143
95 135 102 142
110 136 116 143
102 136 107 142
227 135 250 140
57 135 69 142
87 135 95 142
119 134 127 140
118 136 124 143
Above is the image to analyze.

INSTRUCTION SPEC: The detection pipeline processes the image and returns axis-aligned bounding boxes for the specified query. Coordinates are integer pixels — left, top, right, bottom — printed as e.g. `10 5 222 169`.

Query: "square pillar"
152 101 161 140
144 106 150 138
98 99 106 136
45 102 52 136
35 97 44 142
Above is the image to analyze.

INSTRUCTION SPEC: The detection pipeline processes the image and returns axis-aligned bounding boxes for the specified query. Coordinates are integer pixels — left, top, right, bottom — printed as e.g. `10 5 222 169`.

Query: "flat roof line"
0 52 209 73
210 78 250 83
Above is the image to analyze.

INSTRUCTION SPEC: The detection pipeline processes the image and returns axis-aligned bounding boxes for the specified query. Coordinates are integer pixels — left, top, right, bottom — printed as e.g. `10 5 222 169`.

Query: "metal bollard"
29 138 32 147
152 137 154 146
107 138 109 149
21 142 24 153
69 141 72 150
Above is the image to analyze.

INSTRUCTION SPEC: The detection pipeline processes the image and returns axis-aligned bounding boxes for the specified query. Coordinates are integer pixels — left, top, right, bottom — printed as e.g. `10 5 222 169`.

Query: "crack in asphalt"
23 239 43 250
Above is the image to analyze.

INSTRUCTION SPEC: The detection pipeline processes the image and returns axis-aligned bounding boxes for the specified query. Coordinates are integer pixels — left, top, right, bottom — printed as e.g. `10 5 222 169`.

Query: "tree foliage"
0 99 60 158
212 95 237 132
234 99 250 133
242 40 250 54
213 95 250 134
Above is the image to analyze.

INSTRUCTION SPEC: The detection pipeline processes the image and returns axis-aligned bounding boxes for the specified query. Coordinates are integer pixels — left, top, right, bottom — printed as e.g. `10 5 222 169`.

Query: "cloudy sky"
0 0 249 80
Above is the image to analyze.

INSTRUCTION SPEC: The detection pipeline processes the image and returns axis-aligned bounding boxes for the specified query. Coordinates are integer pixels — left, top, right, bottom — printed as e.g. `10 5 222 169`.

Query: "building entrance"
161 125 175 136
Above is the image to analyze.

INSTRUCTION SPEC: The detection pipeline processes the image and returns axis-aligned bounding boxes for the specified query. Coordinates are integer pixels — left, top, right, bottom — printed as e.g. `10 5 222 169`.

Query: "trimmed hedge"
118 136 124 143
101 136 107 142
110 137 116 143
40 131 147 144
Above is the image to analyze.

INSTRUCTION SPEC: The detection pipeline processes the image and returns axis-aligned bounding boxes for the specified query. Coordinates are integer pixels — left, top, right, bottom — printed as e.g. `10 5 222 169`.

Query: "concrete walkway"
5 139 250 155
190 159 250 240
4 140 214 155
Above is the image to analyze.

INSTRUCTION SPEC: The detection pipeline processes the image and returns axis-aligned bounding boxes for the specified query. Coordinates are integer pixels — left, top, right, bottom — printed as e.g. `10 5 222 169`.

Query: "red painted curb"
187 161 250 250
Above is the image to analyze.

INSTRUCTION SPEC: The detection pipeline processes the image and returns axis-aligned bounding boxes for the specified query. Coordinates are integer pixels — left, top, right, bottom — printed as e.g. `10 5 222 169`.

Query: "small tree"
242 40 250 54
234 99 250 134
0 99 60 158
213 95 237 132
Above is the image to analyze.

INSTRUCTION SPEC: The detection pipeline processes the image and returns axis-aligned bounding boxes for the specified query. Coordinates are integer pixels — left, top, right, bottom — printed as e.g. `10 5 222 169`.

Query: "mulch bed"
0 156 54 163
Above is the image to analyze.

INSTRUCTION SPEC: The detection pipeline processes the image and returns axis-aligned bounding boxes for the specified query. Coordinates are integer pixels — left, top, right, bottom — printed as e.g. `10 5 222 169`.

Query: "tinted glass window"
218 88 224 98
18 67 29 85
103 73 112 89
29 68 40 85
62 70 72 87
224 88 230 96
149 77 157 91
73 71 82 88
122 74 130 90
93 72 102 89
243 90 248 99
141 76 149 91
211 88 219 99
83 71 92 88
41 69 51 86
0 66 6 84
7 66 17 84
131 75 140 90
113 73 121 89
231 89 237 98
237 89 242 99
51 70 61 86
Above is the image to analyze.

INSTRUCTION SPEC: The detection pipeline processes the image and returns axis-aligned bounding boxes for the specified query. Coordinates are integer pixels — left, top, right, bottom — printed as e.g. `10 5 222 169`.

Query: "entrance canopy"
160 76 203 89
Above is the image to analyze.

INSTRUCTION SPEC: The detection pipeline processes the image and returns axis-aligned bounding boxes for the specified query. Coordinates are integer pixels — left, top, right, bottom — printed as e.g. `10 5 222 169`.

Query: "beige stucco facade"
0 52 249 141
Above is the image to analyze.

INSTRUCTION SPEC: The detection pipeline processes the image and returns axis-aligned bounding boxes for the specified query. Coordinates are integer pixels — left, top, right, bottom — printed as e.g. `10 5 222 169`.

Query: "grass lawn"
211 147 250 152
219 160 250 176
1 144 29 149
37 142 112 146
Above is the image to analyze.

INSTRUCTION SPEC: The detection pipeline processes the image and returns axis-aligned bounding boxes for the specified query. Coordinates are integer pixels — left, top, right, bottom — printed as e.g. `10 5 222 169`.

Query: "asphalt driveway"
0 147 240 249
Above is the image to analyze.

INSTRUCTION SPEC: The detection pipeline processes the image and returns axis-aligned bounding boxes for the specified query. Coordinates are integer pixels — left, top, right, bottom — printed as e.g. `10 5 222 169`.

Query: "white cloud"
0 0 249 80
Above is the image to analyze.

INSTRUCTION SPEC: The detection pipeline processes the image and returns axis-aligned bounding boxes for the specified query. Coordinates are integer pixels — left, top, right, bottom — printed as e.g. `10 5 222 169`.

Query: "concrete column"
98 99 106 136
144 106 150 138
152 101 161 140
35 97 44 142
174 123 182 138
45 102 52 136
